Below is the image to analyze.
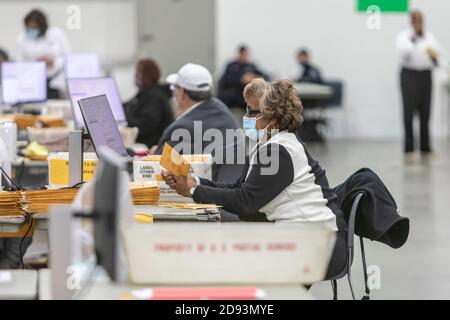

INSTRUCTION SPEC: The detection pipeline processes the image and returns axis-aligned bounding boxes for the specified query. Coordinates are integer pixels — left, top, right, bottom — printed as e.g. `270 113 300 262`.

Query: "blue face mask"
26 28 40 40
243 116 263 141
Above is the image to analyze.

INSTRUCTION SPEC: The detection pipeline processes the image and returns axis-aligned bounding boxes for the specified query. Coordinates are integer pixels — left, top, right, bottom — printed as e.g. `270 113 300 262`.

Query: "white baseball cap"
166 63 213 92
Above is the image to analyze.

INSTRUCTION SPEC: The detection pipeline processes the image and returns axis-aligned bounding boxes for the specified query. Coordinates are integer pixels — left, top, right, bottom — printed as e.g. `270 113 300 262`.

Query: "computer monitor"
0 61 47 105
65 53 102 79
77 94 128 157
92 145 126 281
67 77 127 129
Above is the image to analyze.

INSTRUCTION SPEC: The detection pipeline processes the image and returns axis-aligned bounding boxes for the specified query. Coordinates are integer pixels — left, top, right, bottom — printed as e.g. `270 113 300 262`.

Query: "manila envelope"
159 143 191 177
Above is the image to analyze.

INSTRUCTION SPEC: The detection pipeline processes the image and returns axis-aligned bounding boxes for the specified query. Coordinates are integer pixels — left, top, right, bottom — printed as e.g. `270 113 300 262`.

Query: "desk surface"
293 83 333 99
38 269 312 300
0 204 220 233
0 270 38 300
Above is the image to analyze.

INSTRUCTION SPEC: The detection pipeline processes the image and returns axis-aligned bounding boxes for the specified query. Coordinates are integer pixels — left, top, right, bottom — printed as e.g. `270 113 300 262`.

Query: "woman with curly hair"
162 78 346 278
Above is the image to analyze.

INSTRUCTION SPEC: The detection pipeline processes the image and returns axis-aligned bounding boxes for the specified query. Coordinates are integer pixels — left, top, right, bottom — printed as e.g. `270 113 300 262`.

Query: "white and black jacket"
193 131 343 231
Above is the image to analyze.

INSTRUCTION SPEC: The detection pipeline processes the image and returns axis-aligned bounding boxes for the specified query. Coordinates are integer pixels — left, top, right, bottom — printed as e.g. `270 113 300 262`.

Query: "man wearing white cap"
153 63 243 183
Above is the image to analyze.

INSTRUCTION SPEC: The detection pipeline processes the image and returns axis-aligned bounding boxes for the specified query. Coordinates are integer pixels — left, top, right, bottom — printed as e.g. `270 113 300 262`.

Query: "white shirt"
396 29 441 71
15 27 71 91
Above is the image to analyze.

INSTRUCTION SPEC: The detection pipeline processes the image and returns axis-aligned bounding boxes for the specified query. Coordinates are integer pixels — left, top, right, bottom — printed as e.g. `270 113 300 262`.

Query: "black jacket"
297 63 323 84
333 168 410 249
218 61 266 109
124 86 174 147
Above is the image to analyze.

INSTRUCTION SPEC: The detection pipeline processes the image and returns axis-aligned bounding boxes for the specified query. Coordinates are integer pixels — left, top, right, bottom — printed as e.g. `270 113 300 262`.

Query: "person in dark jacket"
124 59 174 148
218 45 268 123
154 63 243 181
296 48 323 84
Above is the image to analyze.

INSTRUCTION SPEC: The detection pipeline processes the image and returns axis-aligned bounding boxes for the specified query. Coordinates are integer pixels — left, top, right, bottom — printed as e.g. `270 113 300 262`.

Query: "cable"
19 217 34 269
59 181 86 190
0 165 23 191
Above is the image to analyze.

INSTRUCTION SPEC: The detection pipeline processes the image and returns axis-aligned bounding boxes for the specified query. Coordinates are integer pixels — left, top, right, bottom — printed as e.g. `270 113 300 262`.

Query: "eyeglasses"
170 84 182 92
245 107 261 118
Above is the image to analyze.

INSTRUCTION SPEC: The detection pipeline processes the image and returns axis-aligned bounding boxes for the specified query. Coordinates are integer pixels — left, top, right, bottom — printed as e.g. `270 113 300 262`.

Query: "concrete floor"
307 139 450 300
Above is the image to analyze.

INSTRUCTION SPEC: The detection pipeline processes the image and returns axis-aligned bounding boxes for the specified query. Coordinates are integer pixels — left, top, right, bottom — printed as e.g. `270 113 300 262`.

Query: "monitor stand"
68 130 91 187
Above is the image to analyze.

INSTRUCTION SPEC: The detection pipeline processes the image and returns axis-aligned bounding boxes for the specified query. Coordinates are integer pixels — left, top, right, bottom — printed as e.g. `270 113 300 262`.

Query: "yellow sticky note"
159 143 191 177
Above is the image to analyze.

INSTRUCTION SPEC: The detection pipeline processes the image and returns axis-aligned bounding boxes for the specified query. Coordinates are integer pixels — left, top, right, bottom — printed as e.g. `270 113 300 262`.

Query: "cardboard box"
48 152 98 189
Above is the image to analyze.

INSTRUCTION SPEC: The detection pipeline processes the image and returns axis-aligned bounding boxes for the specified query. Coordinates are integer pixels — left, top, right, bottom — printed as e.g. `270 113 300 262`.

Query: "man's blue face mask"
26 28 40 40
242 115 263 141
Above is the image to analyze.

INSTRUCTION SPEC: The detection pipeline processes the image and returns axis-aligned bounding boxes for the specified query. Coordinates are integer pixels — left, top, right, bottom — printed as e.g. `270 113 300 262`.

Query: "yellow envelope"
159 143 191 177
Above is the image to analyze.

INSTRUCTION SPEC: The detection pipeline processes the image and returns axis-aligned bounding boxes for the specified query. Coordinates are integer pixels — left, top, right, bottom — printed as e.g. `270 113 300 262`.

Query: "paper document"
159 143 191 177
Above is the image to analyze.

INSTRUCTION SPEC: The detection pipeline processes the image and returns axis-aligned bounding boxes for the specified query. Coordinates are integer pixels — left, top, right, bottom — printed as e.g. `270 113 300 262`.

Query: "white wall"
216 0 450 139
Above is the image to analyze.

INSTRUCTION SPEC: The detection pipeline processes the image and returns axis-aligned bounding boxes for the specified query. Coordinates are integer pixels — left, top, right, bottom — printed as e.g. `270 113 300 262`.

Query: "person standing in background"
124 59 174 149
15 9 70 99
218 45 268 125
296 48 323 84
396 10 442 164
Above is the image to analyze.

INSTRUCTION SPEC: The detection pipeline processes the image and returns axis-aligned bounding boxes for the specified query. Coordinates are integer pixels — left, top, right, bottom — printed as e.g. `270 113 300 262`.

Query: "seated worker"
218 45 268 124
162 79 347 279
296 48 323 84
152 63 242 181
124 59 174 148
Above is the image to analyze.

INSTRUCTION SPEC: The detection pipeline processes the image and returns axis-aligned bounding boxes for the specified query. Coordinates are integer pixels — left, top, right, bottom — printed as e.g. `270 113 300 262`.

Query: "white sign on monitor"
67 77 127 129
65 53 102 79
1 61 47 105
77 94 128 157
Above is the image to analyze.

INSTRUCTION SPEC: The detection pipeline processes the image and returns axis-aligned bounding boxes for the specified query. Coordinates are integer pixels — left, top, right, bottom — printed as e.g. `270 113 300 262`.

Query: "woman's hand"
161 170 197 198
161 170 177 189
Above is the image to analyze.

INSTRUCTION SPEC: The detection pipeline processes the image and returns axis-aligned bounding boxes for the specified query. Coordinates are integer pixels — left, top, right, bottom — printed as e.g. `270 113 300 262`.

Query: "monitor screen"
67 77 127 129
78 94 128 157
0 61 47 105
65 53 102 79
93 146 125 281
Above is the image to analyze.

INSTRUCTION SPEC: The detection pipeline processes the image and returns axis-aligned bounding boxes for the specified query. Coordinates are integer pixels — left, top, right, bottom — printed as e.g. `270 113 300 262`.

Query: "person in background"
124 59 174 148
162 79 347 279
15 9 70 98
0 48 8 63
152 63 241 181
218 45 268 124
396 10 442 164
296 48 323 84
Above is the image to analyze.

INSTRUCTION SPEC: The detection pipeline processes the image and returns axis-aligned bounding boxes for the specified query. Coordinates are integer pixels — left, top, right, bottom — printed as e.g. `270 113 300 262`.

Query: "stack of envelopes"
129 182 160 205
0 191 24 216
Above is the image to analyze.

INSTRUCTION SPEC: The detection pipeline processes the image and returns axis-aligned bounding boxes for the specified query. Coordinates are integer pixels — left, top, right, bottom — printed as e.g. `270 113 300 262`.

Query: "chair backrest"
326 192 365 281
323 80 344 108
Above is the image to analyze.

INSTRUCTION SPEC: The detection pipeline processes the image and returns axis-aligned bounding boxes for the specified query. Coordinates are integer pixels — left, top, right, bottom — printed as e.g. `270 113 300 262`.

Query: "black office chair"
323 80 344 109
328 192 371 300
